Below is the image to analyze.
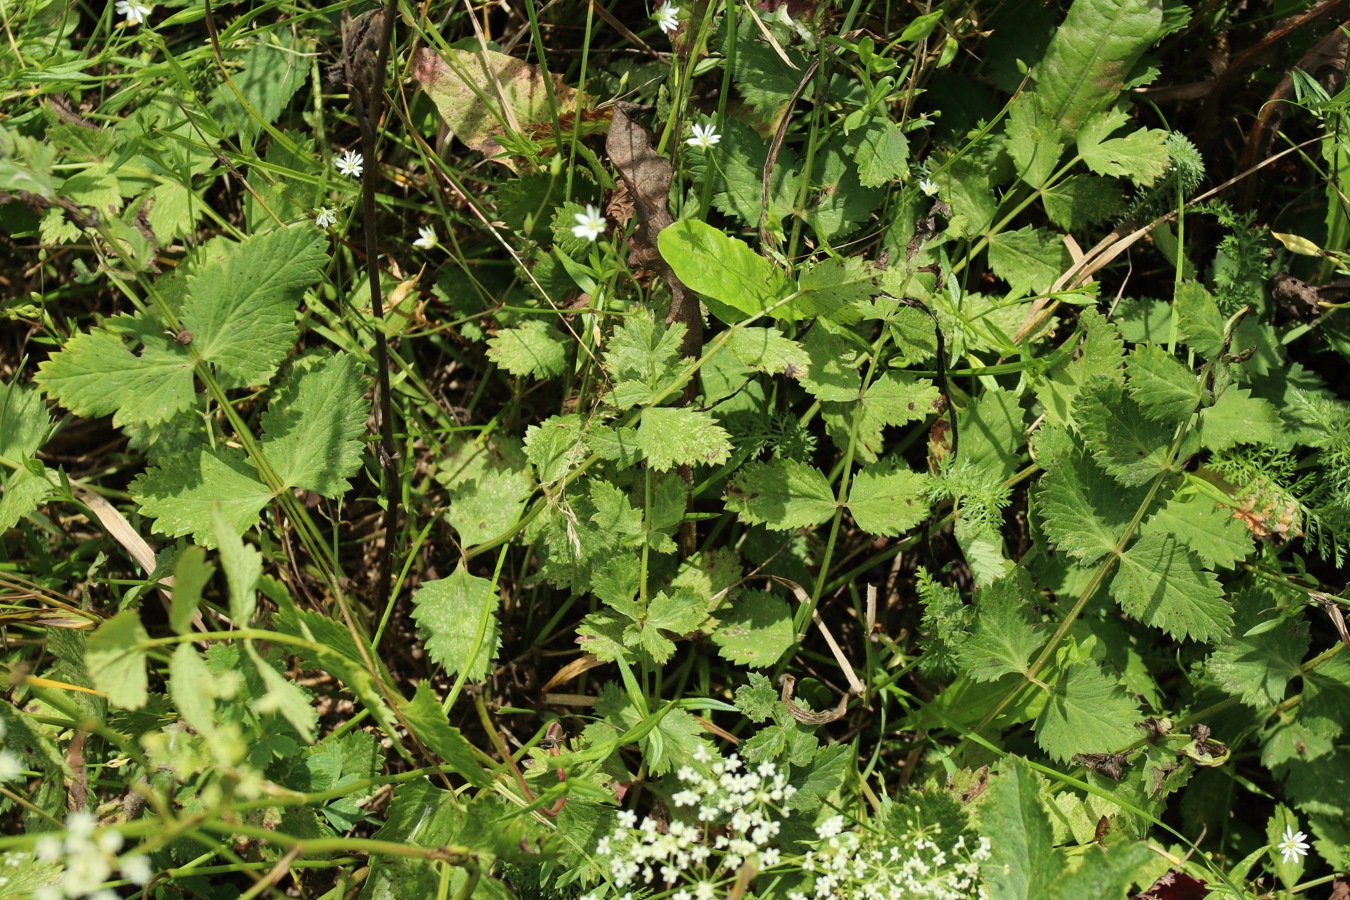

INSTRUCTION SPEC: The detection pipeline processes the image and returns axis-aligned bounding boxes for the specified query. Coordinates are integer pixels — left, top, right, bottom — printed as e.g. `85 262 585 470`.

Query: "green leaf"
36 317 195 427
846 117 909 188
0 466 53 531
786 743 850 811
1126 343 1203 423
725 459 836 530
411 563 501 681
799 323 862 401
258 353 367 497
399 682 492 787
1141 490 1251 569
1033 0 1165 134
245 643 317 743
1175 281 1225 358
1048 842 1158 900
979 756 1059 898
696 117 799 235
711 590 794 667
731 18 810 121
637 406 732 472
1005 96 1064 188
1302 654 1350 739
447 467 534 549
207 31 311 140
801 135 877 242
1037 309 1125 428
645 588 711 645
213 505 262 625
1078 378 1178 485
1079 124 1170 186
795 256 880 323
1035 661 1142 762
523 414 586 484
957 388 1026 478
723 328 810 376
183 225 327 388
1034 451 1142 565
987 226 1070 297
1208 590 1308 709
170 546 214 635
168 645 219 738
1041 174 1126 231
847 461 930 537
86 610 150 710
486 320 569 380
825 373 941 464
1111 532 1231 642
658 219 791 323
0 379 50 460
132 446 273 548
956 576 1045 682
604 314 688 408
1199 386 1282 451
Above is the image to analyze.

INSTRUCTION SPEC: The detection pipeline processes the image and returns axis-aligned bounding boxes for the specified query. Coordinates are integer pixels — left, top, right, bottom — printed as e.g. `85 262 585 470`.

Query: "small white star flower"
919 177 939 196
1278 825 1310 864
413 226 438 250
686 122 721 149
115 0 152 25
654 3 679 35
571 204 607 242
335 149 364 179
314 207 338 229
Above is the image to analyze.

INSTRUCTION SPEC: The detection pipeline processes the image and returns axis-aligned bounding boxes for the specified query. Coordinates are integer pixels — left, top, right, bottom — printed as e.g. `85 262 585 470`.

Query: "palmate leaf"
955 574 1045 682
725 458 836 530
1199 385 1282 451
1140 490 1252 569
1207 588 1308 709
824 372 940 463
410 563 501 681
1110 532 1231 643
1034 660 1141 762
603 314 687 408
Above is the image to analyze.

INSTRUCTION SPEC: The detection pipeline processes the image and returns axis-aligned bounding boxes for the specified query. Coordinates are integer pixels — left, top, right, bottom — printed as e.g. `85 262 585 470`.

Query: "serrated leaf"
447 467 534 549
723 327 809 375
801 135 877 242
214 505 262 625
86 610 150 710
1200 386 1282 451
956 576 1045 682
847 461 930 537
0 466 53 531
411 564 501 681
847 117 909 188
725 458 836 530
1041 174 1125 231
695 117 799 235
183 225 327 388
732 18 810 121
735 672 780 722
1035 451 1142 565
646 588 710 640
0 379 50 459
399 682 492 787
1126 343 1203 423
787 743 849 810
958 388 1026 478
1037 309 1126 427
1111 532 1231 642
131 446 273 548
658 219 791 323
987 226 1070 297
1078 378 1177 485
603 314 688 408
170 546 213 635
825 373 941 464
1141 490 1252 568
981 756 1059 899
636 406 732 472
795 256 879 323
1035 661 1141 762
1208 591 1308 709
36 318 194 426
207 31 311 140
1079 125 1170 186
1175 281 1225 358
486 320 569 380
799 324 861 401
169 645 218 737
711 590 794 667
523 414 586 484
258 353 367 497
1301 654 1350 739
1006 96 1064 188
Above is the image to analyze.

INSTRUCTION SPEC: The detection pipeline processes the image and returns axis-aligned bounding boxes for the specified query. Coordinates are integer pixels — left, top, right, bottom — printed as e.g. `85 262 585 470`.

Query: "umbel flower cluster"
581 746 990 899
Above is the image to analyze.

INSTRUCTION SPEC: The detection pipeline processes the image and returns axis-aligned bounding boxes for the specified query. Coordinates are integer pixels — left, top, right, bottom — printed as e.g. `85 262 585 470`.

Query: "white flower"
115 0 152 25
413 225 438 250
571 204 607 242
686 122 721 149
121 854 153 885
1278 824 1311 864
335 149 364 178
654 2 679 35
919 177 939 196
315 207 338 229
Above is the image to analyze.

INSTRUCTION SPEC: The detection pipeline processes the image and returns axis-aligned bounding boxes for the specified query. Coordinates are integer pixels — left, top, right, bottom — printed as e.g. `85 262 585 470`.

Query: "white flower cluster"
32 811 152 900
796 813 991 900
582 747 797 899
